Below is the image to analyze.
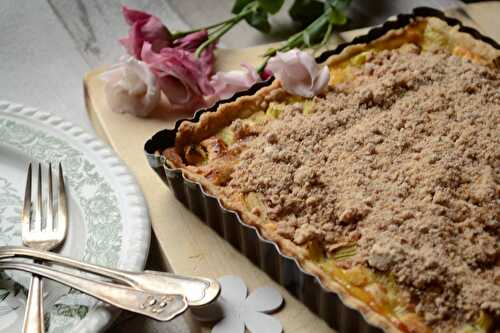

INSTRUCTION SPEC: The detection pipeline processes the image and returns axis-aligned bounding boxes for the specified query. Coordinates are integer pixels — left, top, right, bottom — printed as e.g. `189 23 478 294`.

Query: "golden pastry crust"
163 16 500 333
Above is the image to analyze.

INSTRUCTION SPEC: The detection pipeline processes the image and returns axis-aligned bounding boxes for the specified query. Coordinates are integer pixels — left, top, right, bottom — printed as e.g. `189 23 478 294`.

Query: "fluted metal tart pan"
144 7 499 332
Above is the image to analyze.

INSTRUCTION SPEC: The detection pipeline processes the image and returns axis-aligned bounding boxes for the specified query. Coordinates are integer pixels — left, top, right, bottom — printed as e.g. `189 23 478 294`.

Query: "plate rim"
0 100 151 332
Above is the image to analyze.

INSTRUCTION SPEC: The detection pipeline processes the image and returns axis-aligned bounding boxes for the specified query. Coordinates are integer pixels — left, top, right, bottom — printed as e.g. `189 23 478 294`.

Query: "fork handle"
0 261 188 322
0 246 220 306
23 275 44 333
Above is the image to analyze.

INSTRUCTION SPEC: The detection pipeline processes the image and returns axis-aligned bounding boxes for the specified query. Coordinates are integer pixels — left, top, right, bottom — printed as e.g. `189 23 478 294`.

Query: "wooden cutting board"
84 3 499 332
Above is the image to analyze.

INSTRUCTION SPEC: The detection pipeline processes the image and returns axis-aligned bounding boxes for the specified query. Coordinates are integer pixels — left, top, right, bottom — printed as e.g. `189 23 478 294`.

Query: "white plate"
0 101 150 332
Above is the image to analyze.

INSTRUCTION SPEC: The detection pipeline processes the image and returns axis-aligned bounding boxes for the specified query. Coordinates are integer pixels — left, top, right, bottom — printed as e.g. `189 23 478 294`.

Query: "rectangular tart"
155 11 500 333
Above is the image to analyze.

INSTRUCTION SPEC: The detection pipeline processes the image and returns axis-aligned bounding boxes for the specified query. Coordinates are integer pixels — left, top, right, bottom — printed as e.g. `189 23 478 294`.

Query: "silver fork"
21 163 67 333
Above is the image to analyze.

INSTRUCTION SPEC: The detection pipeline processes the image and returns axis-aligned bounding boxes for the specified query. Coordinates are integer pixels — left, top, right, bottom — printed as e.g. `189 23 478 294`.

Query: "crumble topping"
224 46 500 327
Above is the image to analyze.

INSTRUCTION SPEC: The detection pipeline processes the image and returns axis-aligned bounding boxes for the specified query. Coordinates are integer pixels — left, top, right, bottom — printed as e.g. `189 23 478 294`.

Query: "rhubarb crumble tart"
161 16 500 333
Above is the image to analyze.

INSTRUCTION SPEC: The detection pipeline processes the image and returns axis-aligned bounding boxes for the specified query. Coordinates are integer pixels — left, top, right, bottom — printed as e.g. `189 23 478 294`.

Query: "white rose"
267 49 330 98
100 57 160 117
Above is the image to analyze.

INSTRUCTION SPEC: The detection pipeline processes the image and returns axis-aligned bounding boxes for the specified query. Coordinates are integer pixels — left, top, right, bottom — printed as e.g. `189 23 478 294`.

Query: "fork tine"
34 163 43 231
57 163 68 238
46 163 54 231
22 163 32 236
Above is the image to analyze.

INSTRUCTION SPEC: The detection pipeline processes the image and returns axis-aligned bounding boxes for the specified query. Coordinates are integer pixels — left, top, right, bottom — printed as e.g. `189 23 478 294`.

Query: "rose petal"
172 30 216 78
274 48 299 63
141 17 171 52
200 42 217 78
141 42 211 109
244 287 283 313
211 64 259 100
297 50 320 81
119 22 143 59
122 6 151 25
218 276 248 305
243 311 283 333
157 75 190 105
174 30 208 53
267 49 330 97
100 57 160 117
312 65 330 95
119 6 172 59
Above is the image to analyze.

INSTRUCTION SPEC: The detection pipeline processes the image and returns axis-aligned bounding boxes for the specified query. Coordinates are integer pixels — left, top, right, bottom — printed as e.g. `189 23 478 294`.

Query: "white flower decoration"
192 276 283 333
267 49 330 98
100 57 160 117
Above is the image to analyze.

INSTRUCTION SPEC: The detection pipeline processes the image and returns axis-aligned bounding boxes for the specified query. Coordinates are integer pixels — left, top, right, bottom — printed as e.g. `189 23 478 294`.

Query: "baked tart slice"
154 13 500 333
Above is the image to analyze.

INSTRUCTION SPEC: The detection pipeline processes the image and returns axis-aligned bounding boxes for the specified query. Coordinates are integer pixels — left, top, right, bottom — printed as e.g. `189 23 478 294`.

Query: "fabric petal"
243 311 283 333
218 276 247 305
245 287 283 313
213 315 245 333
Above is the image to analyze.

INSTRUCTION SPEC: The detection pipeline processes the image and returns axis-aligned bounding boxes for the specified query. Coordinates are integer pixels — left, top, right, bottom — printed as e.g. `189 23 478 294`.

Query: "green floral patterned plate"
0 101 150 332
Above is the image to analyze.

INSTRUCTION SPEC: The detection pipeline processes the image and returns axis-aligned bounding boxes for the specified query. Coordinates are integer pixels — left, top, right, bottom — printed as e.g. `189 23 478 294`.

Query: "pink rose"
173 30 208 52
267 49 330 97
211 64 260 101
199 42 216 77
119 6 171 59
141 43 213 110
173 30 216 77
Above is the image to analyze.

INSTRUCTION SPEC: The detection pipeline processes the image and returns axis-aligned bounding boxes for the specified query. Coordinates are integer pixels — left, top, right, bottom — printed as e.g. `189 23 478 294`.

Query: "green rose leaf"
289 0 324 27
232 0 254 14
245 8 271 33
328 6 347 25
303 16 329 47
258 0 285 14
303 30 311 47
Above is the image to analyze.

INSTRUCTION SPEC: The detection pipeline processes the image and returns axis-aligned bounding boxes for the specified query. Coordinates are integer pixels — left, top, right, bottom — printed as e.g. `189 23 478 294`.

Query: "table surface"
1 0 488 332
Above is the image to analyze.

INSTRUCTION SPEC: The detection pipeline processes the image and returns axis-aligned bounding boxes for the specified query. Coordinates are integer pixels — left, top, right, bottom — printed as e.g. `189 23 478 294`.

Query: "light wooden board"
84 3 499 332
85 46 336 333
